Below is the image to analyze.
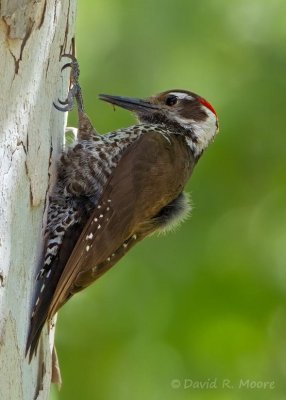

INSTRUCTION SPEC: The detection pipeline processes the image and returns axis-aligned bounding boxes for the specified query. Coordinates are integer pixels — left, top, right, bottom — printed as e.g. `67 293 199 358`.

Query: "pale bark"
0 1 76 398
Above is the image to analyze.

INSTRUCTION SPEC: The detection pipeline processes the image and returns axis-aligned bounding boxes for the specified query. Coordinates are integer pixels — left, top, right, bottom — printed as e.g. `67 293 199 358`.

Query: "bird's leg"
54 54 99 141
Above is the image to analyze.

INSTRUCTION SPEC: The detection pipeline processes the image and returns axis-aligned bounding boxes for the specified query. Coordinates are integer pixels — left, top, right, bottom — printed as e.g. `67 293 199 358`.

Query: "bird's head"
99 89 219 157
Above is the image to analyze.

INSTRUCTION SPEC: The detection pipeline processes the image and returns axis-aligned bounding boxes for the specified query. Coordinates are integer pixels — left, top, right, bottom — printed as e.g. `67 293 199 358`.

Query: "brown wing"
48 132 195 318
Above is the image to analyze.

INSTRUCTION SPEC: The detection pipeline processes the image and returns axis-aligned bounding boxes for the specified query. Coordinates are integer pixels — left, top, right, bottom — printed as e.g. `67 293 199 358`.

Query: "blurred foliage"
51 0 286 399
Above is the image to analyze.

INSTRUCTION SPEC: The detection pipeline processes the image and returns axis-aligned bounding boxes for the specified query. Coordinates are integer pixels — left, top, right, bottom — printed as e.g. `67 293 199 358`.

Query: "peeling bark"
0 0 76 398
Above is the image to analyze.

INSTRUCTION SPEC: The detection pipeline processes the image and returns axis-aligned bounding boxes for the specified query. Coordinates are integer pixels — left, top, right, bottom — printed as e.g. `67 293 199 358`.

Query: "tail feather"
25 271 58 362
26 315 47 362
26 215 89 362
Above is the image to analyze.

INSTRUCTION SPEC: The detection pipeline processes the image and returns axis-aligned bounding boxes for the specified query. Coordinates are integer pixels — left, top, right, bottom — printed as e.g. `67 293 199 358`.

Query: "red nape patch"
198 97 217 117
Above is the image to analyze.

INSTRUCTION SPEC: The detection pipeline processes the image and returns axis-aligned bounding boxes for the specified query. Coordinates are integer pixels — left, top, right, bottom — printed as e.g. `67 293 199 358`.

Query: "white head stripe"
169 92 194 101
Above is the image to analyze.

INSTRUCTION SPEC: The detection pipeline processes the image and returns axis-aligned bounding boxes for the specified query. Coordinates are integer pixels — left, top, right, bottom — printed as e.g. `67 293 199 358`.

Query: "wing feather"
48 132 195 317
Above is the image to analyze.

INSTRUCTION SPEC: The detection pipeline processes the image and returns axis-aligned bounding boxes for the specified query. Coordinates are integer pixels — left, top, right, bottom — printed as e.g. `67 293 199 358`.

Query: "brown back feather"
48 131 195 318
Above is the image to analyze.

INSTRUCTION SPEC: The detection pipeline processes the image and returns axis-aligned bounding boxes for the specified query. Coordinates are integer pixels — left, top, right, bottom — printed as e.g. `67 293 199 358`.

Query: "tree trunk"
0 1 76 398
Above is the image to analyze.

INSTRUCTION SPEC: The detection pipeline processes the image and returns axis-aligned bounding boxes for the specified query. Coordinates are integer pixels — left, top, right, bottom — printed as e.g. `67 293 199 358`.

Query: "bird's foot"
54 54 84 113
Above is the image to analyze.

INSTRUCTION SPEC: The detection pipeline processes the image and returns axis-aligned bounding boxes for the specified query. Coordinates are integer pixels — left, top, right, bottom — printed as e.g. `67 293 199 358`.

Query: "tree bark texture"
0 0 76 398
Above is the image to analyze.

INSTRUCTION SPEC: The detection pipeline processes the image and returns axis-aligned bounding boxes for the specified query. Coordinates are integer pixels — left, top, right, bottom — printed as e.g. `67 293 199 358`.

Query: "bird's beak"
99 94 159 113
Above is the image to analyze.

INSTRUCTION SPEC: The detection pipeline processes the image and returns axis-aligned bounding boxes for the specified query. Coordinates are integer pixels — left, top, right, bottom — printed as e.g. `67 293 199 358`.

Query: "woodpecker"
26 55 219 360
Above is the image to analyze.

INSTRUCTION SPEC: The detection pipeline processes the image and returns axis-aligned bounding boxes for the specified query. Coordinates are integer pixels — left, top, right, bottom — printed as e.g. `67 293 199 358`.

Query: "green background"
51 1 286 399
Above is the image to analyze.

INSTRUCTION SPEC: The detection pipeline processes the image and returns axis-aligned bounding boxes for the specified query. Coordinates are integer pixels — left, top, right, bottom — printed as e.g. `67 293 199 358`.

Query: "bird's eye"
165 95 178 106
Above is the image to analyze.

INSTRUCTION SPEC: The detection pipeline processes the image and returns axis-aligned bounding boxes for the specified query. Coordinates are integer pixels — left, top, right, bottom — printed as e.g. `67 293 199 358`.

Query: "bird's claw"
54 54 83 113
57 97 69 106
61 62 72 72
60 54 78 63
53 101 72 112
